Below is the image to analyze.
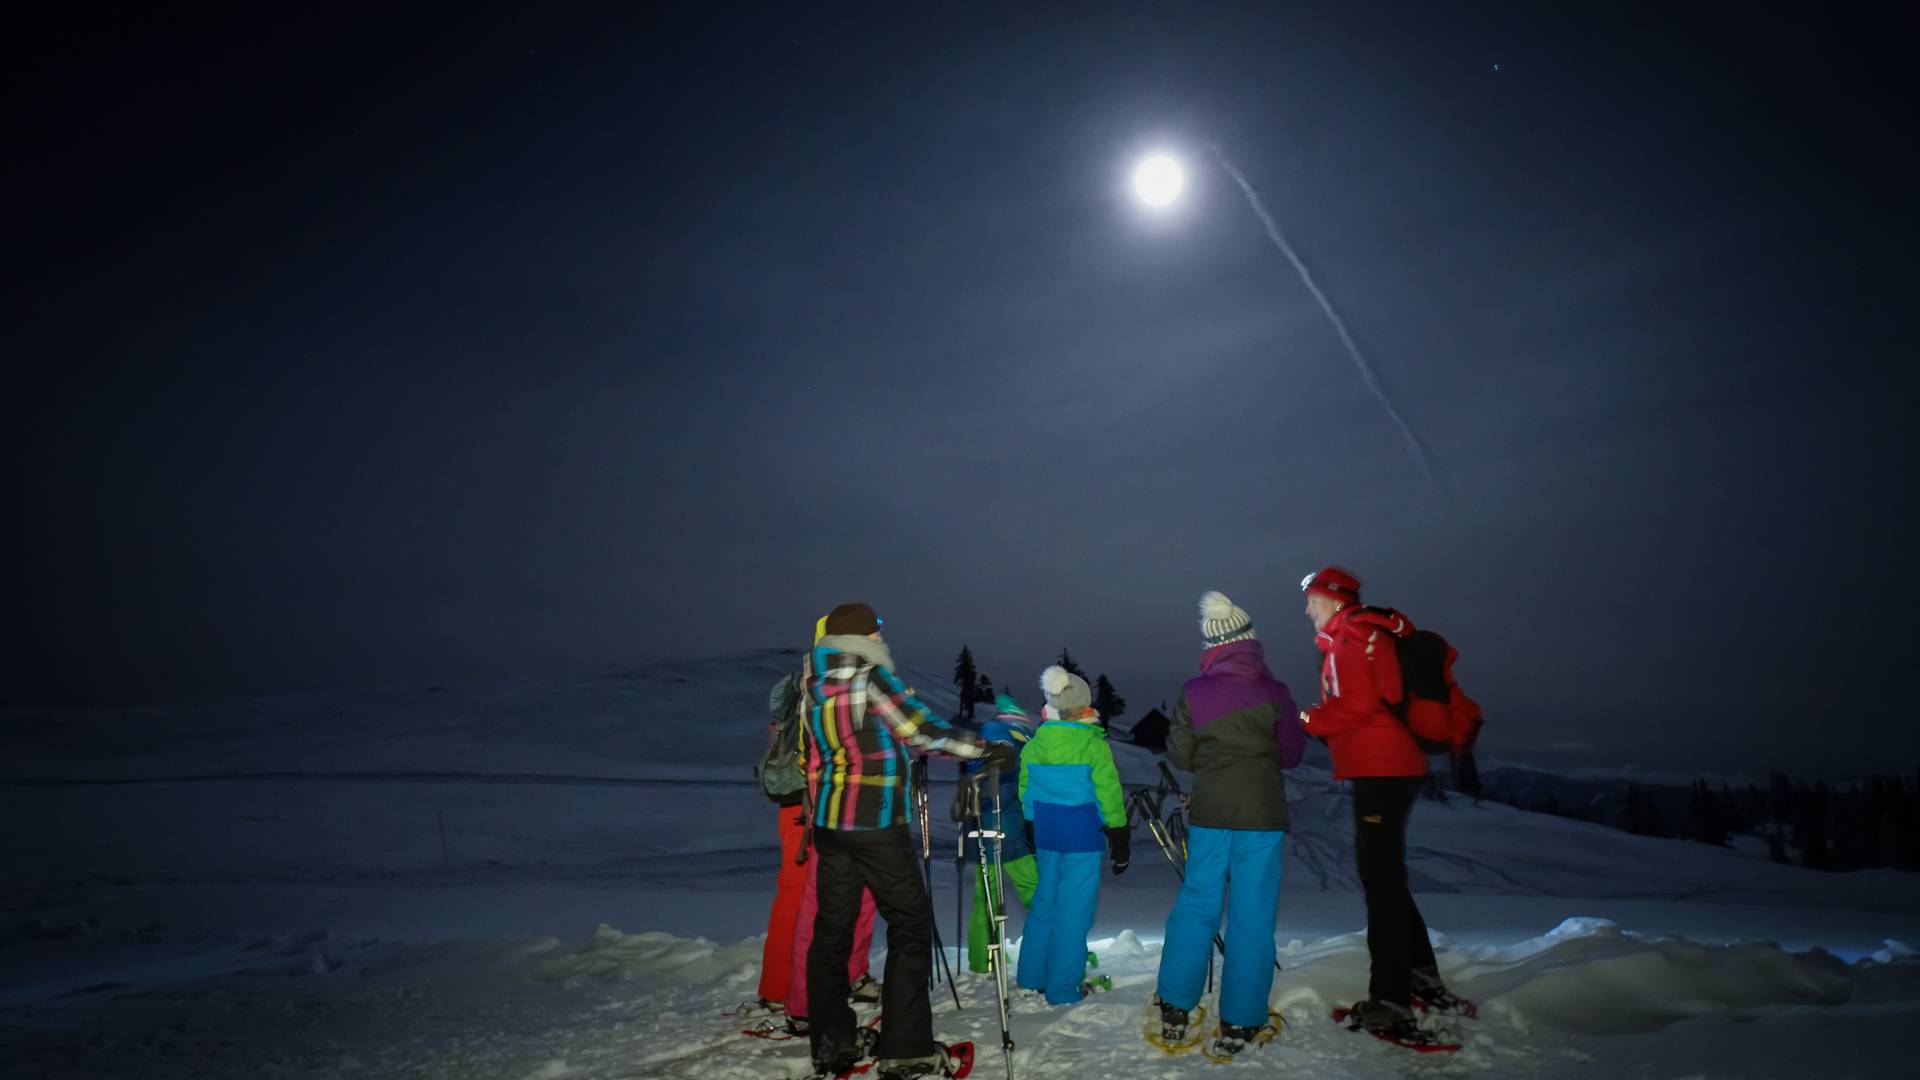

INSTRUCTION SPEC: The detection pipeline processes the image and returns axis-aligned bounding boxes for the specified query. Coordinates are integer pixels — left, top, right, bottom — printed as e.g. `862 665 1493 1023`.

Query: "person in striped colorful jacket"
1016 665 1130 1006
775 614 880 1033
801 602 1015 1080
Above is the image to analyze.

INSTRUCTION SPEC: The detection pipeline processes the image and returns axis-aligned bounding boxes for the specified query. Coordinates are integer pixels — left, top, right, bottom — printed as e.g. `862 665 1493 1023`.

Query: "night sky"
7 5 1913 775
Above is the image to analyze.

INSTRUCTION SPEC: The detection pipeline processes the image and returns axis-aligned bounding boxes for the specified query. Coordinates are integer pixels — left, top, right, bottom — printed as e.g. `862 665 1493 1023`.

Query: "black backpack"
1358 606 1478 756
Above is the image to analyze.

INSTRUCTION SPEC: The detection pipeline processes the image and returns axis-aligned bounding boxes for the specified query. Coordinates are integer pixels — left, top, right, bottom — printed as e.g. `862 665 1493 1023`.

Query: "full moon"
1132 154 1185 207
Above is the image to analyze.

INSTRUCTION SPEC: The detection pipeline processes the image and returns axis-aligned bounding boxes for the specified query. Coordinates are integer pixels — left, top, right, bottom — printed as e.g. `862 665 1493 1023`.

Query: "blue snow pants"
1016 848 1101 1005
1155 826 1285 1029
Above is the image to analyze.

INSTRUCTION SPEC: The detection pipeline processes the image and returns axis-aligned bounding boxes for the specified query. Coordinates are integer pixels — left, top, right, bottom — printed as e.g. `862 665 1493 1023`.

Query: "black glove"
1106 825 1132 875
1023 819 1035 851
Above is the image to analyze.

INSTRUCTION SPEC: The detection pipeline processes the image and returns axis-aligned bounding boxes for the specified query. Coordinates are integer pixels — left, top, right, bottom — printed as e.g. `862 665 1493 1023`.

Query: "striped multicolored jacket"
1018 706 1127 853
803 634 992 831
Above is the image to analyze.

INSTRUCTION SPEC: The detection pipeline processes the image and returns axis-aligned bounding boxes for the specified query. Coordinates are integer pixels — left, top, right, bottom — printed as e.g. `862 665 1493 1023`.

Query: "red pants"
759 807 875 1008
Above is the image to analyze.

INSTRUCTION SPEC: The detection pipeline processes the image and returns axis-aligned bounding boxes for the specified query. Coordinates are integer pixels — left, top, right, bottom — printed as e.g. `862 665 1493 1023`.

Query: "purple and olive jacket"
1166 639 1304 831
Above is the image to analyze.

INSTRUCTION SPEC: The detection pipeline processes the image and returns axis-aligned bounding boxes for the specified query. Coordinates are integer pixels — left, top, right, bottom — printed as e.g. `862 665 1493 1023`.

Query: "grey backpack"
756 672 807 804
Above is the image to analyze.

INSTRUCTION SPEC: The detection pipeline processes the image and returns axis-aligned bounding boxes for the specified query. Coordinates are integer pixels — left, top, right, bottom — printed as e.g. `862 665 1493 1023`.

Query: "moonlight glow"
1132 154 1185 206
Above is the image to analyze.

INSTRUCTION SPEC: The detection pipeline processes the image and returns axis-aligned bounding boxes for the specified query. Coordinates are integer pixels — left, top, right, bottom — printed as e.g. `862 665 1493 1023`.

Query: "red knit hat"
1301 566 1361 605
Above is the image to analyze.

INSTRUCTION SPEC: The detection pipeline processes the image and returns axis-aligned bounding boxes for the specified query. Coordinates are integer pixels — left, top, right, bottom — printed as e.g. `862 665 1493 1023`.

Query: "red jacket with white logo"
1302 606 1429 781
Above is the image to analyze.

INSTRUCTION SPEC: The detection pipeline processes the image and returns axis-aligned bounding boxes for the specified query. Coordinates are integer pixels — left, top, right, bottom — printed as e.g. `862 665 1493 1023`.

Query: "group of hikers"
752 566 1484 1079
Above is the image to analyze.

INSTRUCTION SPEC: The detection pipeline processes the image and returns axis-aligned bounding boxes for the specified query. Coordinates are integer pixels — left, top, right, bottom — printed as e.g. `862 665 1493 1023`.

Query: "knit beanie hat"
822 602 882 637
1039 666 1092 713
993 693 1026 718
1199 591 1257 647
1300 566 1362 606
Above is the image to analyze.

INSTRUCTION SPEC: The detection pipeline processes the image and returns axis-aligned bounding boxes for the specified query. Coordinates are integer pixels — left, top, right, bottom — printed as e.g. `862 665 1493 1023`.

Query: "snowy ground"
5 650 1918 1078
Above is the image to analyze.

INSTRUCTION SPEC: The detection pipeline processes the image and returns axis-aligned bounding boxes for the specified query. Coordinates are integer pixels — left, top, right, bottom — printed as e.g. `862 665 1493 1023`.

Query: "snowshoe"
1332 1000 1461 1054
1086 949 1099 969
873 1041 974 1079
725 998 784 1017
742 1013 810 1040
849 973 882 1004
1143 995 1207 1055
1200 1013 1284 1064
1083 975 1113 994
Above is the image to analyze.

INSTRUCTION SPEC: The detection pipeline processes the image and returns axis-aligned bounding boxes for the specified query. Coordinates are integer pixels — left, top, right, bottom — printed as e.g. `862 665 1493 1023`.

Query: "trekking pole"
1126 789 1225 962
969 768 1016 1080
955 762 968 977
913 758 963 1009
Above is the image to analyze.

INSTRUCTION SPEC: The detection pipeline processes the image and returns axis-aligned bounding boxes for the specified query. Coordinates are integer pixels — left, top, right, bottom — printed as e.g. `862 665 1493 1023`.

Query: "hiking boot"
1346 998 1419 1038
1411 984 1477 1019
810 1026 878 1075
811 1043 859 1076
848 973 881 1004
1153 994 1195 1042
1204 1018 1280 1061
1410 967 1477 1018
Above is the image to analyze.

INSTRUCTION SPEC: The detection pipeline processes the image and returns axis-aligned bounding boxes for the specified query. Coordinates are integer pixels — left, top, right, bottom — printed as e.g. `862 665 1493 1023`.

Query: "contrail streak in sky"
1208 143 1455 508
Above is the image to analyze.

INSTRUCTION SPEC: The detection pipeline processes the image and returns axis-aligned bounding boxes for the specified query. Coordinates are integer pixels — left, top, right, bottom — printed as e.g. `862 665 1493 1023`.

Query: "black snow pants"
808 824 934 1066
1351 775 1437 1005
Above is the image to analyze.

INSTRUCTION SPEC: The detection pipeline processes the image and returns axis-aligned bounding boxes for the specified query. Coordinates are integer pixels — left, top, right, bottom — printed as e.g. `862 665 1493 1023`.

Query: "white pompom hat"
1199 591 1256 647
1039 665 1092 713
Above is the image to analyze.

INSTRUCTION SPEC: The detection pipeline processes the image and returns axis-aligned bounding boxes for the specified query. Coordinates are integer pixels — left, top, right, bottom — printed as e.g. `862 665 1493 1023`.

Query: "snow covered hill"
4 650 1917 1078
1 649 908 782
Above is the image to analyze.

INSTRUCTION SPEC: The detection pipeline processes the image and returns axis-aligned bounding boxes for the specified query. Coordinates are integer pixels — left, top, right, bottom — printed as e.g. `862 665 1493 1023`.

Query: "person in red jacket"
1298 566 1467 1042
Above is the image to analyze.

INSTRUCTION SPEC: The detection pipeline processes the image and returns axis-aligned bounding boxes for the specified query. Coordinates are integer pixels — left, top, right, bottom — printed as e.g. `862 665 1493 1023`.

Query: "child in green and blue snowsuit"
958 694 1039 973
1017 667 1130 1004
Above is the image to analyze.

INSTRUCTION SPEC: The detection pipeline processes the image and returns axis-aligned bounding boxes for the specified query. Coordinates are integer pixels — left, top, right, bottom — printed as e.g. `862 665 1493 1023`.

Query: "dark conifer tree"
1642 794 1671 839
1789 782 1812 853
953 646 979 719
1802 783 1835 870
1055 648 1087 679
1624 783 1649 835
1688 780 1729 846
1092 674 1127 727
1886 773 1915 870
1769 771 1794 852
1743 785 1768 835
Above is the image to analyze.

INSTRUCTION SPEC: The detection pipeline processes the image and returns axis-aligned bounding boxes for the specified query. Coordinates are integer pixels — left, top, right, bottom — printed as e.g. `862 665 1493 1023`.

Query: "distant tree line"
951 645 1126 731
1473 766 1920 873
1753 770 1920 872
